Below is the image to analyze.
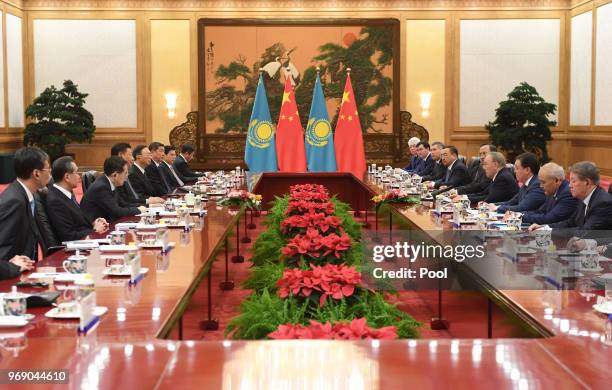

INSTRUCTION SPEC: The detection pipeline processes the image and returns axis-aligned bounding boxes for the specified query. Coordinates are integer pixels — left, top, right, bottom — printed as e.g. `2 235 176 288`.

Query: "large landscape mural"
202 21 397 135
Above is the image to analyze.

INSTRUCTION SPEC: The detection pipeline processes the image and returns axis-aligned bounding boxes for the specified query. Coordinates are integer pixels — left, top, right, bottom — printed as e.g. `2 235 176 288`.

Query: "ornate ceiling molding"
22 0 573 11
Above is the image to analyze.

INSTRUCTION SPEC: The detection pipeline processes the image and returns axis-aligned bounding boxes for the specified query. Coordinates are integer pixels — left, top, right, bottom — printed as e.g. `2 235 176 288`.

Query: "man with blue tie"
0 147 49 262
493 152 546 213
529 161 612 235
46 156 109 242
413 141 435 177
522 162 577 224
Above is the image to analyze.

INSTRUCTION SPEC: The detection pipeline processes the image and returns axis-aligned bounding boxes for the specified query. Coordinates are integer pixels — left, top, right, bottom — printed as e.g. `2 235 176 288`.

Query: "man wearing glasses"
0 147 50 266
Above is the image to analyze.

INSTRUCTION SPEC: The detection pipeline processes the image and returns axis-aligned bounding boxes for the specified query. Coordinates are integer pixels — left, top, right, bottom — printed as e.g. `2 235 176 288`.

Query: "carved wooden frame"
196 18 402 168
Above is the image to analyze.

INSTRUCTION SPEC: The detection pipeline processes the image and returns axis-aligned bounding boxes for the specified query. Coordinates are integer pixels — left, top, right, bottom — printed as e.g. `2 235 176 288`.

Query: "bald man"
521 162 578 225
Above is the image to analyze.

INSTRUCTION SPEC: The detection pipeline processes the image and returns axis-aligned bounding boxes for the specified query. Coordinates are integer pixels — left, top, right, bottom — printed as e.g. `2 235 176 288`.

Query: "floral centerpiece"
269 318 398 340
281 227 352 264
276 263 362 306
217 190 262 210
372 189 421 210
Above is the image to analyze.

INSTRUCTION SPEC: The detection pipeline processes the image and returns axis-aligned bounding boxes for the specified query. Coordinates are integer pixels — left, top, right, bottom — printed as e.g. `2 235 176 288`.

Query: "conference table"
0 173 609 388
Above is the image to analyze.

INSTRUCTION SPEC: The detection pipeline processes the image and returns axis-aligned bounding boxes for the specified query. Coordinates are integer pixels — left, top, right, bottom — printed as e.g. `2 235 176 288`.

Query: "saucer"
102 267 149 277
45 306 108 319
0 316 29 327
592 303 612 315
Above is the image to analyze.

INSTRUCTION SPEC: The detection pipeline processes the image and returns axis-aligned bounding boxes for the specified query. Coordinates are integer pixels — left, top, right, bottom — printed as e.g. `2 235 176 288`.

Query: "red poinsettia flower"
276 264 361 306
269 318 398 340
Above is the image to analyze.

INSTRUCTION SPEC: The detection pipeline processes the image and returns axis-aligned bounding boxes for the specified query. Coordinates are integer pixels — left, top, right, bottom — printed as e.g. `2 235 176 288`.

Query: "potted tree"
486 82 556 163
23 80 95 160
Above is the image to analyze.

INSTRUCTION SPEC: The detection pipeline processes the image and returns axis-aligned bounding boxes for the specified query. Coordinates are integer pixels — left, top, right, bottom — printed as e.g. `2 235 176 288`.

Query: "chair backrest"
457 155 466 165
35 188 61 253
81 171 98 193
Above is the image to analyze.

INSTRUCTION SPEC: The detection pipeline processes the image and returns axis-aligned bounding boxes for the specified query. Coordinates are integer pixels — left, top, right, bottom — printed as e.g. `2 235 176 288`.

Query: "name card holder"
78 292 99 334
129 255 144 285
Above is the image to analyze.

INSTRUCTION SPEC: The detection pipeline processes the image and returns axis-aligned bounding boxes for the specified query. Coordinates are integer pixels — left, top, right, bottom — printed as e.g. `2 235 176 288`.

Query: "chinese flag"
334 72 366 179
276 75 307 172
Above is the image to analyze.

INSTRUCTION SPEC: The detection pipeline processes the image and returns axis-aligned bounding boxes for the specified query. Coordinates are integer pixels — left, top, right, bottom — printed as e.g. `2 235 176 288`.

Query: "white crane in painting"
261 49 300 85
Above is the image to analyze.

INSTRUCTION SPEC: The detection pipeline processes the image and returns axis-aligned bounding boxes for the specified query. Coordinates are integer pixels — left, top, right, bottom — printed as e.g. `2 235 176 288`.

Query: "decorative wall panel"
459 19 560 127
33 19 137 128
595 2 612 125
569 11 591 126
6 13 24 128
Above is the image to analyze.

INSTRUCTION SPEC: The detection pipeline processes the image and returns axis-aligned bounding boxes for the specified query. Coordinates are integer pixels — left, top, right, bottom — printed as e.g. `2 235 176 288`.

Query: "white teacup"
1 287 27 316
106 230 126 245
63 254 87 274
109 264 127 274
56 301 78 314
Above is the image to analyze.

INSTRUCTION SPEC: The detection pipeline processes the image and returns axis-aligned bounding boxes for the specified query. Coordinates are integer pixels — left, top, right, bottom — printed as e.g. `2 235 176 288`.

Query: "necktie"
125 177 139 199
71 193 79 206
29 199 38 260
169 165 184 186
445 168 451 182
158 164 171 192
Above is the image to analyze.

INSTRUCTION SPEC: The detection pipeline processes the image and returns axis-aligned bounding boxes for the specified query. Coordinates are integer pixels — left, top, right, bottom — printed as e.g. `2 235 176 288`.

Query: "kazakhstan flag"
305 72 336 172
244 74 278 172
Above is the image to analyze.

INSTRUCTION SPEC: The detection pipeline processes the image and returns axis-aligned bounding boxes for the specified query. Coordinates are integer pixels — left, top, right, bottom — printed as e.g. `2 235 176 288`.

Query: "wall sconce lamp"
165 93 178 119
419 92 432 118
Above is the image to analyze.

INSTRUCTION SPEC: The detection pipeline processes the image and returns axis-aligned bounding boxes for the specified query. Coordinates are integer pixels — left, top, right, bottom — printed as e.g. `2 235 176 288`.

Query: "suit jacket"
468 168 518 203
522 180 578 225
129 164 163 197
145 162 170 195
173 155 203 181
497 176 546 213
0 261 20 280
434 160 471 189
81 176 140 222
422 161 445 182
414 154 434 177
404 155 421 172
0 181 44 261
160 161 183 189
457 164 491 195
46 185 93 242
117 178 146 207
550 186 612 231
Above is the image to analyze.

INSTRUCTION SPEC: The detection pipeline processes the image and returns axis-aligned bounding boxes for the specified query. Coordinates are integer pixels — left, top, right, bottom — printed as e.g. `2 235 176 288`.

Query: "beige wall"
405 19 445 143
150 19 191 144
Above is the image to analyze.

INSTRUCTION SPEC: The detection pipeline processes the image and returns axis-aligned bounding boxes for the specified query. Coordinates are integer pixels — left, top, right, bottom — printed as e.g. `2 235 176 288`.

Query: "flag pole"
345 67 363 218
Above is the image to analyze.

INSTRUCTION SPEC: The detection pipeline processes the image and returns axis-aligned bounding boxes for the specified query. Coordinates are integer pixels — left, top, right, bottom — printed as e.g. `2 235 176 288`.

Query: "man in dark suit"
111 143 164 207
129 145 165 197
0 147 50 262
431 145 471 189
495 152 546 213
467 152 519 203
46 156 109 242
161 145 184 189
146 142 172 195
421 142 446 182
81 156 146 222
457 144 495 195
530 161 612 234
522 163 577 225
413 141 435 177
173 144 204 181
403 137 422 172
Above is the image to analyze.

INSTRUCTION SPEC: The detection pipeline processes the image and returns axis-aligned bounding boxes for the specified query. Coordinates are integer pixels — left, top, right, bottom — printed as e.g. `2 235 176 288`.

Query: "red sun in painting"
343 32 357 47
